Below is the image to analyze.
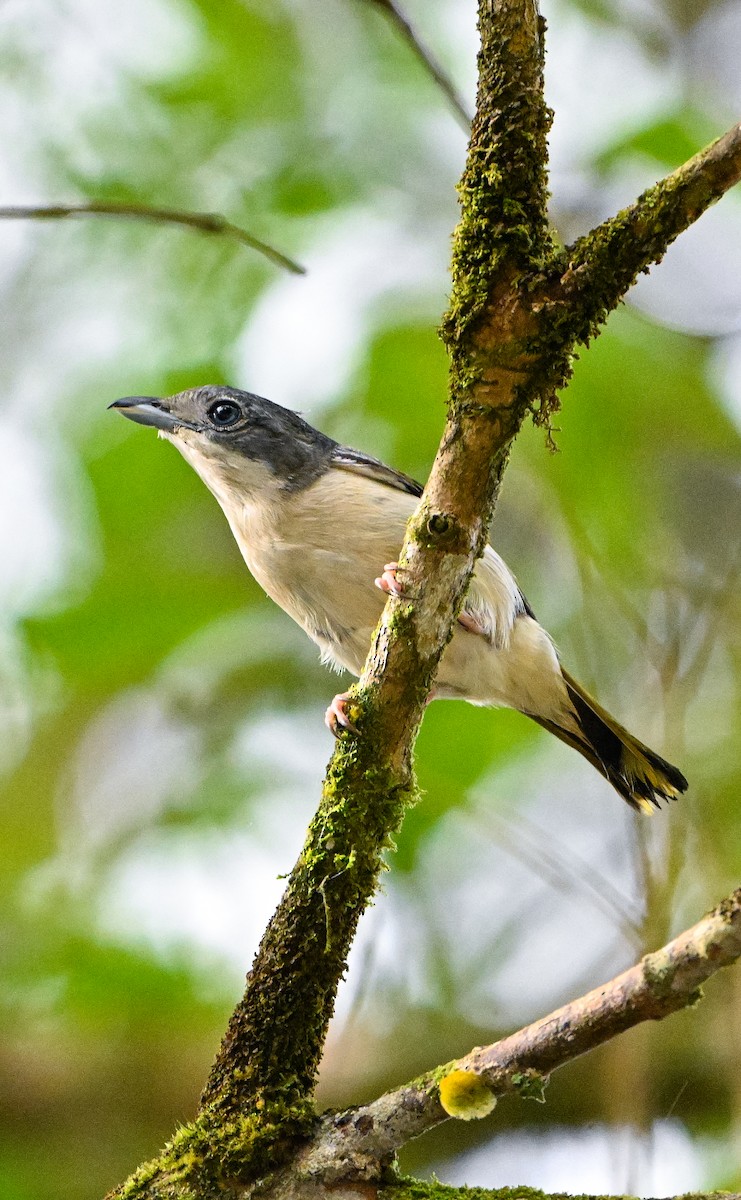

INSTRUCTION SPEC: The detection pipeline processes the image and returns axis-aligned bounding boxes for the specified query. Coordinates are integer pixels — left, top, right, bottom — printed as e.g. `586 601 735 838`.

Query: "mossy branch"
378 1182 735 1200
0 202 305 274
109 3 553 1197
523 120 741 411
381 1180 733 1200
299 888 741 1182
199 0 552 1125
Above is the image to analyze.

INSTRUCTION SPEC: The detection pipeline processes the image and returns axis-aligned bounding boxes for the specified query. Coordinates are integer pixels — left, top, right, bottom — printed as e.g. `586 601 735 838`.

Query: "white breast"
167 434 569 722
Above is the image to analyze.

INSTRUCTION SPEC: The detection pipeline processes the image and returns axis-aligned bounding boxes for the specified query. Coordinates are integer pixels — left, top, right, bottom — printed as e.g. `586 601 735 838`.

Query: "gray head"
110 385 338 494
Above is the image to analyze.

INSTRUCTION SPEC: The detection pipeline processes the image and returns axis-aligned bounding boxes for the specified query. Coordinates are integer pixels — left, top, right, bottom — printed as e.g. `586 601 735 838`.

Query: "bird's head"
110 385 336 497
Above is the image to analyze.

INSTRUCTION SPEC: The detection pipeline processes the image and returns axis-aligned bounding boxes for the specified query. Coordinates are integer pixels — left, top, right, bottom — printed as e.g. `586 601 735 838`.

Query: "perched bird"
111 385 687 813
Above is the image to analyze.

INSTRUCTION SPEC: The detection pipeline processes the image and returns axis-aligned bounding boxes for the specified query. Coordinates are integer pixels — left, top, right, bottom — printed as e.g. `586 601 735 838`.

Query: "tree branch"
107 6 741 1197
379 1184 736 1200
300 888 741 1182
0 202 306 274
528 120 741 409
361 0 473 131
107 4 553 1196
196 0 550 1124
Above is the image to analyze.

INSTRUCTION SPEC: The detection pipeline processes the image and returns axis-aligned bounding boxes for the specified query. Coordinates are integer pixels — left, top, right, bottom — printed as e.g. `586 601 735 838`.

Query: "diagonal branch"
549 120 741 355
112 10 550 1184
361 0 472 131
0 202 306 274
194 0 551 1135
301 888 741 1181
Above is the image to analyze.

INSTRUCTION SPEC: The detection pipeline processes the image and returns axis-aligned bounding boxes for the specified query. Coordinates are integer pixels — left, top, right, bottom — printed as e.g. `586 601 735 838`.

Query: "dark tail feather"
534 670 688 814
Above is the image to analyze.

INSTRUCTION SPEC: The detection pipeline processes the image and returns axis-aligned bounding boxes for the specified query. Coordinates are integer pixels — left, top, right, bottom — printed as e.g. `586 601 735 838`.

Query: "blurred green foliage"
0 1 739 1197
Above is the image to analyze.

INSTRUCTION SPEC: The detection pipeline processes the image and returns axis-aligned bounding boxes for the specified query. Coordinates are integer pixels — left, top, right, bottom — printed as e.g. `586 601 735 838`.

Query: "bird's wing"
331 446 533 647
330 446 424 497
463 547 535 649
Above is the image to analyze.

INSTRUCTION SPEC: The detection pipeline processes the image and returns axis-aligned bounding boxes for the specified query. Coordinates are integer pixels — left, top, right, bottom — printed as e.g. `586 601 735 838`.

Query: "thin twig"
475 808 645 947
303 887 741 1180
361 0 472 131
0 202 306 275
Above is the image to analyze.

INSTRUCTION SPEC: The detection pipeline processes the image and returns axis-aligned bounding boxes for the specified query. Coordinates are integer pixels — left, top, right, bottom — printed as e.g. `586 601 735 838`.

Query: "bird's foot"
326 685 436 736
325 691 359 736
456 609 487 636
374 563 487 639
375 561 405 597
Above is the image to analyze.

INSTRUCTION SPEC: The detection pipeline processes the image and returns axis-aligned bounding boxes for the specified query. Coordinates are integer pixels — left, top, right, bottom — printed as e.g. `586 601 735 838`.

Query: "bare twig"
361 0 472 131
476 808 645 947
302 888 741 1181
0 202 305 274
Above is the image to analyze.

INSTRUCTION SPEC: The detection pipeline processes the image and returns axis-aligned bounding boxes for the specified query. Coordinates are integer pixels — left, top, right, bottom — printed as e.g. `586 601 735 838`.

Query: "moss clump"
440 10 552 416
511 1069 548 1104
382 1181 738 1200
113 1096 316 1200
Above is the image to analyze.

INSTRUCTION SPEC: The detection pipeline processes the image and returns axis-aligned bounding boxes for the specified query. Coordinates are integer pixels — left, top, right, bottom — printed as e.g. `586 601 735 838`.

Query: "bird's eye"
207 400 242 427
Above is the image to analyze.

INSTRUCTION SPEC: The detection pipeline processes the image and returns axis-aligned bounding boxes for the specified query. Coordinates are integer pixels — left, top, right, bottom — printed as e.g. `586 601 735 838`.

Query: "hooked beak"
109 396 199 433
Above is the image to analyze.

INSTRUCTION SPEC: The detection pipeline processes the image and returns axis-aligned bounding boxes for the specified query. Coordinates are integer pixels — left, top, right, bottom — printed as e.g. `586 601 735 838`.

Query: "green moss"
383 1184 557 1200
113 1096 316 1199
511 1069 548 1104
439 10 552 416
382 1179 737 1200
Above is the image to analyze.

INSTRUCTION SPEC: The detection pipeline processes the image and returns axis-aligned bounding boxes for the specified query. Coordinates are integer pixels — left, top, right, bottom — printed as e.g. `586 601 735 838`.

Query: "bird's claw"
325 691 359 737
374 563 485 638
457 609 487 636
375 561 405 597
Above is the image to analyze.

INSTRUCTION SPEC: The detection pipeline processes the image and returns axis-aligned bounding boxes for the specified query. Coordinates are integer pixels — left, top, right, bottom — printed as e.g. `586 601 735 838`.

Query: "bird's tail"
533 669 688 814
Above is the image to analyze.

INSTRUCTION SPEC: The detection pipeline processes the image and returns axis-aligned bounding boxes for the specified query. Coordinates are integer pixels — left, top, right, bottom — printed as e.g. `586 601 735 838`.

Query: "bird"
110 384 687 814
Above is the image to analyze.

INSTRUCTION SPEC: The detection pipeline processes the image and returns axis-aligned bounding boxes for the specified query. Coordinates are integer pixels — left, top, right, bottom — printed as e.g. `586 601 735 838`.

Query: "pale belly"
216 469 568 722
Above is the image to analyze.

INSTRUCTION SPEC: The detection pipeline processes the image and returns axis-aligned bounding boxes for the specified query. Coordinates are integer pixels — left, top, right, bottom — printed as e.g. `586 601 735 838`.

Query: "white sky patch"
710 330 741 432
234 205 449 417
231 707 332 787
91 707 330 966
97 827 287 970
0 418 95 616
66 688 205 853
545 4 680 172
0 0 198 110
434 1120 703 1194
689 0 741 120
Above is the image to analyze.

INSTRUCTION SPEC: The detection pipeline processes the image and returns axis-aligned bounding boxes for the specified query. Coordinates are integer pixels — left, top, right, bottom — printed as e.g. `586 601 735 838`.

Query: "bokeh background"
1 0 740 1196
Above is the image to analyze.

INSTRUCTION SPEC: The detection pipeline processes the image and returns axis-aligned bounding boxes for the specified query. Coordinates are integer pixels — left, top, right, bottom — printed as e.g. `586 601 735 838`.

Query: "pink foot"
325 691 359 736
374 564 485 639
457 609 487 636
374 561 405 597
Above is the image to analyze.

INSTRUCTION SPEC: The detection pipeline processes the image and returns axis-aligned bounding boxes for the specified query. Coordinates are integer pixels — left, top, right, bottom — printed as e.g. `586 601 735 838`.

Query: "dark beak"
109 396 198 433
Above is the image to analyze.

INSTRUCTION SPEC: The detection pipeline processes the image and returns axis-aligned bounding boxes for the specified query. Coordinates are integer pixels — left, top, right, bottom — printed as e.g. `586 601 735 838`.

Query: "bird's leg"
325 691 359 736
374 561 487 638
326 685 437 737
375 561 405 597
456 609 488 636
